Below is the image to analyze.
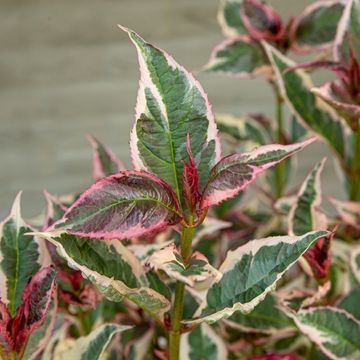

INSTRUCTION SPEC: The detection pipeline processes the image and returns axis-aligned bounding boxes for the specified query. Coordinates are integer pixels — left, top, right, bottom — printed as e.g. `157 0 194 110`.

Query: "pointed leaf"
225 294 293 334
146 243 221 288
290 0 344 54
37 232 171 323
284 307 360 360
121 26 221 200
180 324 228 360
59 171 182 240
0 193 50 316
334 0 360 64
12 267 56 352
200 138 316 210
43 190 67 230
329 197 360 230
218 0 247 37
204 38 270 77
264 43 350 164
289 159 327 236
56 323 131 360
183 230 328 325
240 0 284 42
312 82 360 124
87 135 125 181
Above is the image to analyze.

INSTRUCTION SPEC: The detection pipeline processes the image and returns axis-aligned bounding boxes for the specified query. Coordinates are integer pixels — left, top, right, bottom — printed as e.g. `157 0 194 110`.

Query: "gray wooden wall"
0 0 341 219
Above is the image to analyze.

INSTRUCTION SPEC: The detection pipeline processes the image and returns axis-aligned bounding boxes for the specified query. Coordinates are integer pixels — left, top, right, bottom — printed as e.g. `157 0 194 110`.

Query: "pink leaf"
304 229 335 280
182 135 200 211
61 170 182 240
12 266 56 352
200 138 316 210
0 300 13 355
240 0 285 42
87 134 126 181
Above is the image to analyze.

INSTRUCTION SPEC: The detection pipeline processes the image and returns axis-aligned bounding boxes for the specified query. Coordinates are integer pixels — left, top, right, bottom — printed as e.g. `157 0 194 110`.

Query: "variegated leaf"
329 197 360 230
37 232 171 323
0 193 50 316
284 307 360 360
218 0 247 38
264 43 350 164
248 353 298 360
312 82 360 124
334 0 360 63
225 294 293 334
53 323 131 360
216 113 271 146
121 26 221 200
350 246 360 284
87 135 125 181
146 243 221 288
289 158 327 236
200 138 316 210
59 171 182 240
193 217 232 246
337 286 360 320
204 38 270 77
290 0 345 54
43 190 67 230
180 324 228 359
183 230 328 325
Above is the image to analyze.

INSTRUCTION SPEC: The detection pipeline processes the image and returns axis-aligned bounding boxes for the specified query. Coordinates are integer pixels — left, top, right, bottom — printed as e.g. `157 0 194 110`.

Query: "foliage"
2 1 360 359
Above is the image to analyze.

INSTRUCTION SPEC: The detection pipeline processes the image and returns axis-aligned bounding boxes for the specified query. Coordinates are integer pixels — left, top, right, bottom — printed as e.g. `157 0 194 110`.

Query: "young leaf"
218 0 247 37
146 243 221 288
59 171 182 240
264 43 350 164
182 135 200 211
204 38 270 77
289 159 327 236
200 138 316 210
225 294 293 334
12 266 57 353
284 307 360 360
248 353 298 360
121 26 221 199
180 324 228 360
334 0 360 64
87 134 125 181
240 0 284 42
55 323 131 360
290 0 344 54
329 197 360 230
37 232 171 323
43 190 67 230
183 230 328 325
0 193 50 317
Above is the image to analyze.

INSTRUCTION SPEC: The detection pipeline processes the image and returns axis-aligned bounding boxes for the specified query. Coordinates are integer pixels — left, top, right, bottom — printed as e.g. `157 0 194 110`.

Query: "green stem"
275 94 285 198
169 215 195 360
350 124 360 201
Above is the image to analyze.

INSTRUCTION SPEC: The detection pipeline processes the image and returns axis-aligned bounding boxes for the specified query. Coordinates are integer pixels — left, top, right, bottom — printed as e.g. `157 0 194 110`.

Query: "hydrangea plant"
1 1 360 359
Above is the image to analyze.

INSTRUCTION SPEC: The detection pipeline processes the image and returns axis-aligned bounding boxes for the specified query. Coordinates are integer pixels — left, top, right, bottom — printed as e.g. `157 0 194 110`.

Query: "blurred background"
0 0 340 219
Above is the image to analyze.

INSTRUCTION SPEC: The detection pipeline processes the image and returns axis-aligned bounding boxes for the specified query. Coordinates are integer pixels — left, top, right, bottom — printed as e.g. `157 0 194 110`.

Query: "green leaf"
350 246 360 284
264 43 351 165
183 230 328 325
204 38 270 77
38 232 170 323
218 0 247 37
121 26 221 200
0 193 50 316
181 324 228 360
284 307 360 360
57 323 131 360
225 294 293 333
289 158 326 236
291 1 344 53
335 0 360 63
337 286 360 321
